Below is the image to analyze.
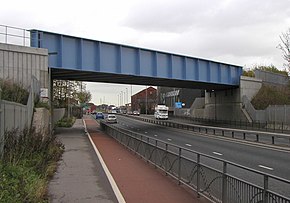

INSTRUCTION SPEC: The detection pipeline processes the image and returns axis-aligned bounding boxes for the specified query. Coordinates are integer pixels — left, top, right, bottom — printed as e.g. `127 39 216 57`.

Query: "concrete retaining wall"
267 105 290 124
254 69 289 86
190 97 205 118
242 96 290 124
204 88 244 120
53 108 65 124
32 108 49 134
0 43 48 88
240 76 262 100
203 76 262 121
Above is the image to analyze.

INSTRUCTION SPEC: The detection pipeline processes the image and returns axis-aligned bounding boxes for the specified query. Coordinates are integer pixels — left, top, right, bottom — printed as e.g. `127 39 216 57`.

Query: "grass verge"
0 128 64 202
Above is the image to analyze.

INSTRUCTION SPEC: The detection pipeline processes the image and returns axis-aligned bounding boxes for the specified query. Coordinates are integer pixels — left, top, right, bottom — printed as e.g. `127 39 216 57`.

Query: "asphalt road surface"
108 114 290 198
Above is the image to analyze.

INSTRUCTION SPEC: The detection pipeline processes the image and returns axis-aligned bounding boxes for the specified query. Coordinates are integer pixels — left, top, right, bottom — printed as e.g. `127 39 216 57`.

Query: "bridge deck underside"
52 68 237 90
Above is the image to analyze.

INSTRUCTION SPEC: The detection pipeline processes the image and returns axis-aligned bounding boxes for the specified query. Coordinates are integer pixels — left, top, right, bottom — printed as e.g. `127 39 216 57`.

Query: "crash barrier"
128 116 290 148
100 121 290 203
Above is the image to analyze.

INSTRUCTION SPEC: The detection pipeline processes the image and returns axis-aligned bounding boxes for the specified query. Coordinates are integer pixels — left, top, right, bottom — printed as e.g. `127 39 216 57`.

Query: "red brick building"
131 87 157 114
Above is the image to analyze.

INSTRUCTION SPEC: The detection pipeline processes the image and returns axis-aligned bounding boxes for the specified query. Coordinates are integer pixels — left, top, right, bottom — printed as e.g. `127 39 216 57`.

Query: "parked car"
127 111 132 115
96 112 104 119
106 114 117 123
133 111 140 116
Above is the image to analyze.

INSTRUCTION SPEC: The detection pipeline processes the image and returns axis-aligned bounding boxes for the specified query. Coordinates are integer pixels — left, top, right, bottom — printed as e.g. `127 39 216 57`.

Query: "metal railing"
100 121 290 203
0 25 30 46
127 115 290 148
172 115 290 134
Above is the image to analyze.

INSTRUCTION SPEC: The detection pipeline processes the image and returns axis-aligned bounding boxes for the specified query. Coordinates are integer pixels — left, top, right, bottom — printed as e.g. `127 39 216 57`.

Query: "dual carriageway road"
105 114 290 198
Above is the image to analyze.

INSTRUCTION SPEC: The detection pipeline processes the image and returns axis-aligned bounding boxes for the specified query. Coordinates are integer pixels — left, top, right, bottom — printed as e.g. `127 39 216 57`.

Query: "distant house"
131 87 157 114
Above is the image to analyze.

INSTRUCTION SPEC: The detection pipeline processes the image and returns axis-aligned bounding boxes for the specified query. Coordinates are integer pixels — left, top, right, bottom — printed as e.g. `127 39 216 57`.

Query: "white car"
133 111 140 116
106 114 117 123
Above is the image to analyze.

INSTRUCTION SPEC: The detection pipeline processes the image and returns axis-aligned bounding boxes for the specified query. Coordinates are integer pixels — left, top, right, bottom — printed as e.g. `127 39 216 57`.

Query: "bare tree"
277 28 290 71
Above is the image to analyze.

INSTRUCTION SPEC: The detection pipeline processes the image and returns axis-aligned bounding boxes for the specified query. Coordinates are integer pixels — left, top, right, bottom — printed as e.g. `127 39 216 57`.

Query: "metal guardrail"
99 121 290 203
129 115 290 148
173 115 290 134
0 25 30 46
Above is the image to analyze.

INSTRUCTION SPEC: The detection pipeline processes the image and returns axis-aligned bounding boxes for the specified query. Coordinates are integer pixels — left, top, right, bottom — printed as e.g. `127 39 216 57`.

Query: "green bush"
0 79 29 105
35 101 50 110
56 117 76 127
0 128 64 202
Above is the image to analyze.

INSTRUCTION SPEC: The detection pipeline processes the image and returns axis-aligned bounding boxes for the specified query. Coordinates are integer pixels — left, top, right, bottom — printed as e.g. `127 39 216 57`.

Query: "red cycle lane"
84 117 209 203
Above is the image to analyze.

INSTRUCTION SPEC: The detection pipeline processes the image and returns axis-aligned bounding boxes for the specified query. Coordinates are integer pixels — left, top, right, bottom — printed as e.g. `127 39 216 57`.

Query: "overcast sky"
1 0 290 105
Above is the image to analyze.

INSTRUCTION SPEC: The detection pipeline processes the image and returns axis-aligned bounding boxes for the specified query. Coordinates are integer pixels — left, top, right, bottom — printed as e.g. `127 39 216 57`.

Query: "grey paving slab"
48 119 117 203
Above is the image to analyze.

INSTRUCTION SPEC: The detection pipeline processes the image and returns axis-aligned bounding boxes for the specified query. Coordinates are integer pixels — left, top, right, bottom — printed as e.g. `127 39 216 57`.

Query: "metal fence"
100 121 290 203
0 77 40 156
0 25 30 46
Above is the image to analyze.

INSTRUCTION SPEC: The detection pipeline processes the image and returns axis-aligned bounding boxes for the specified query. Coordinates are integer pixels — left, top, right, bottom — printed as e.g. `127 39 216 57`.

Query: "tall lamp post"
117 94 119 107
120 91 123 106
145 86 148 115
126 88 128 105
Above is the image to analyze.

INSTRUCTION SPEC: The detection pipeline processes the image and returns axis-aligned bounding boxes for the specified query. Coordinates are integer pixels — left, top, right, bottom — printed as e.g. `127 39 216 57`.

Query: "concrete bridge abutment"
203 76 262 121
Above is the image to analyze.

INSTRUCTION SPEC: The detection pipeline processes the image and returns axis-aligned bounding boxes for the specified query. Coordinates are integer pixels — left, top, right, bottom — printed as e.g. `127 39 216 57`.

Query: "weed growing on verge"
0 128 64 202
56 116 76 127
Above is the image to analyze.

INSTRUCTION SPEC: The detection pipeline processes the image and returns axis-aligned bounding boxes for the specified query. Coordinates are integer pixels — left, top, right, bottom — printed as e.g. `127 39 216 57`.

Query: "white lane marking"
258 165 274 171
167 138 172 141
213 152 223 156
83 119 126 203
154 134 158 137
185 143 192 147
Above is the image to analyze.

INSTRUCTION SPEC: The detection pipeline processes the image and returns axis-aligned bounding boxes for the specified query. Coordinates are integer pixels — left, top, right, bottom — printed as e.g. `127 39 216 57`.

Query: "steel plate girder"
30 30 243 88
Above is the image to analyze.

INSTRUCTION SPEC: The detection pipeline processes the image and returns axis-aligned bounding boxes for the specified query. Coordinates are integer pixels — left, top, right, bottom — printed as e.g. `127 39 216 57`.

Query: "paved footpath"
48 119 118 203
84 116 209 203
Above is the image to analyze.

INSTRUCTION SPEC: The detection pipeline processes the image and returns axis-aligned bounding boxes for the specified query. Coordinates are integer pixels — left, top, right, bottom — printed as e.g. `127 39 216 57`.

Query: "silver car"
106 114 117 123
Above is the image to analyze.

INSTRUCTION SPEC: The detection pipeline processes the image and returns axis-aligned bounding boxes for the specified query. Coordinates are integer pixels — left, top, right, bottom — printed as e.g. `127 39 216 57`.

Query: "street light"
126 88 128 105
121 91 123 106
117 94 119 106
145 85 148 115
131 85 132 103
